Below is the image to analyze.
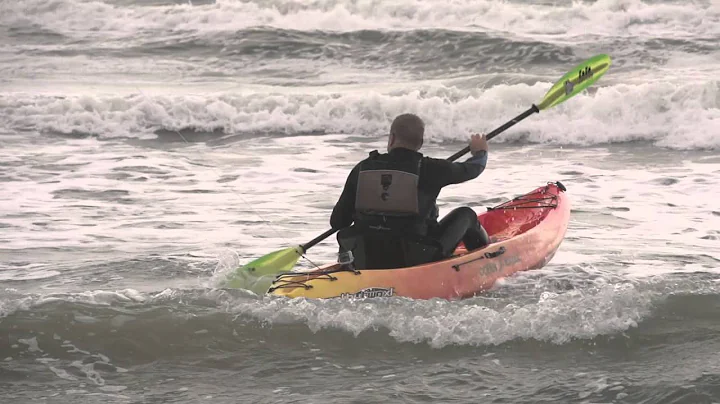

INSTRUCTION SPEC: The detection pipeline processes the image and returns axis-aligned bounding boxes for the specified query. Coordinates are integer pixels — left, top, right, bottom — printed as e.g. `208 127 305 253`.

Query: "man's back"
329 112 490 269
330 147 488 231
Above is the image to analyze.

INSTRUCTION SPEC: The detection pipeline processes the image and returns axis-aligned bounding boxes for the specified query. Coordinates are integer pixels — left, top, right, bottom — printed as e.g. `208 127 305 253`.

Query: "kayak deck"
480 181 566 242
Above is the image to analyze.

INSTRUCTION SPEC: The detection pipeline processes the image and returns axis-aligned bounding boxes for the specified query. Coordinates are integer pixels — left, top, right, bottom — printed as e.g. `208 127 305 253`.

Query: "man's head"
388 113 424 152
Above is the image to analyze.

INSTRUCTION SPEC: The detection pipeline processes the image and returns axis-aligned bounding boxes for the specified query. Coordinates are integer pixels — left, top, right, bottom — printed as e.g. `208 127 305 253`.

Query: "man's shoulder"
355 151 380 166
347 152 377 174
356 150 387 165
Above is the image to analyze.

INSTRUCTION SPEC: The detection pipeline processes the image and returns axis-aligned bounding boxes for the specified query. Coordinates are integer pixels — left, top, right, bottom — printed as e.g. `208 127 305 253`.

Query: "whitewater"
1 0 720 403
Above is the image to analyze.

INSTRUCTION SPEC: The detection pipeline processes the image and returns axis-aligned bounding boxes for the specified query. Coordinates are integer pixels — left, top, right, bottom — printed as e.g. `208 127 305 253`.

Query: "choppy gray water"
2 0 720 403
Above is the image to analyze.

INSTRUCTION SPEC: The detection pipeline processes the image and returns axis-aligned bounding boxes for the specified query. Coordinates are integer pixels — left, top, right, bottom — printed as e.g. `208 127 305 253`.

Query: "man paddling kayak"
330 113 490 270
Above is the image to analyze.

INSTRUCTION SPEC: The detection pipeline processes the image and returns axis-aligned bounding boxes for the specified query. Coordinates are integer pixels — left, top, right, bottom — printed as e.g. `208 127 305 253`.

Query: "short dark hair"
390 113 424 149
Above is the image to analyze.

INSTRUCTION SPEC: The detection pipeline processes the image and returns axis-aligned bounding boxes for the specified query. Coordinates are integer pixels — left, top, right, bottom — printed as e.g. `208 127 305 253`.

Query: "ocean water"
1 0 720 402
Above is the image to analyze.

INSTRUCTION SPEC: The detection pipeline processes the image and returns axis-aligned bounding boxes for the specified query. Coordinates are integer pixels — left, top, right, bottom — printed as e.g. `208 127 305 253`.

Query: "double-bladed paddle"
227 54 612 282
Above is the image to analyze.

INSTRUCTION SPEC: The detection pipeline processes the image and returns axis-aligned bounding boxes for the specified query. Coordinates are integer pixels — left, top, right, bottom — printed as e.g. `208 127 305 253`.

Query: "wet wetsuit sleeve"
432 150 488 187
330 163 360 229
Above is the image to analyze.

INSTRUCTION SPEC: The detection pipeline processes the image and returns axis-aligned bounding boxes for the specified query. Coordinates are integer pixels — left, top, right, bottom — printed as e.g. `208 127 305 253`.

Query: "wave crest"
3 80 718 150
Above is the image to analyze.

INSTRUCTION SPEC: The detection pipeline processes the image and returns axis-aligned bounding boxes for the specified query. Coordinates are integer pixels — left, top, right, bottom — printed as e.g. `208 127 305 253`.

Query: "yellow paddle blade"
222 245 304 291
240 245 304 277
536 54 612 111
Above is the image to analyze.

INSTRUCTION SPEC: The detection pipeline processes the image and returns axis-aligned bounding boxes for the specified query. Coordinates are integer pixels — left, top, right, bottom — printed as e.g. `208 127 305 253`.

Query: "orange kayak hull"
267 182 570 300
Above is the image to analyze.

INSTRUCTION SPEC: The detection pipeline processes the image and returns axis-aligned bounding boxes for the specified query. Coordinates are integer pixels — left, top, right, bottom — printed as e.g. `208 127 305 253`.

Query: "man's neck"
389 146 418 152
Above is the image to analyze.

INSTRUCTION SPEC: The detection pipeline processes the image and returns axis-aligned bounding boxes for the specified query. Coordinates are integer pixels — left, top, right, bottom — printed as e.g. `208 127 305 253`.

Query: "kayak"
266 181 570 300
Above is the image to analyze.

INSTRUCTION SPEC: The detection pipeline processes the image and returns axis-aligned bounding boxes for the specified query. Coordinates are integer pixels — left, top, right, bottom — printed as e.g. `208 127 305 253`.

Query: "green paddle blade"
536 54 612 111
221 245 301 287
240 245 304 277
222 245 303 292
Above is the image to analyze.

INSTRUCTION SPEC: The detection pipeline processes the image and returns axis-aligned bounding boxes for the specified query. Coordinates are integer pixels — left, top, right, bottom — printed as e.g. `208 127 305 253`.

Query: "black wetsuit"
330 147 489 260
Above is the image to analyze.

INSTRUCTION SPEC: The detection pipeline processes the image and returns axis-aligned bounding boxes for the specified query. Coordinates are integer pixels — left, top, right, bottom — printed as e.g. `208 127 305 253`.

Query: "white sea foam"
0 283 659 348
2 79 718 149
2 0 717 41
0 290 35 319
226 282 654 347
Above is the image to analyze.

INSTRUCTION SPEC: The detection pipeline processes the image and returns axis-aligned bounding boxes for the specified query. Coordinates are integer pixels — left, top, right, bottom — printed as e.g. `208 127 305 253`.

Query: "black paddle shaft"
303 103 540 250
301 228 338 252
446 104 539 162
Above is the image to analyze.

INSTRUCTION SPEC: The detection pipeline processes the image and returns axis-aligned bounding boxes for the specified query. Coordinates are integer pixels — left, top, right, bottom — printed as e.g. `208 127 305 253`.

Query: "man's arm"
330 164 360 229
424 149 488 189
433 133 489 187
440 150 488 186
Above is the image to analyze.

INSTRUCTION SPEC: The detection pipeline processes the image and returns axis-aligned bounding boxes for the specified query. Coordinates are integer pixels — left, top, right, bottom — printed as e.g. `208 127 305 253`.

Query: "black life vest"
354 150 429 233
